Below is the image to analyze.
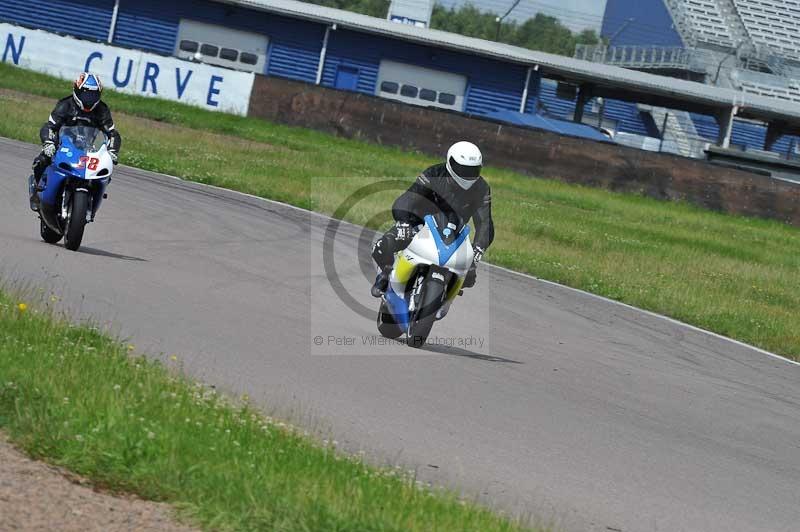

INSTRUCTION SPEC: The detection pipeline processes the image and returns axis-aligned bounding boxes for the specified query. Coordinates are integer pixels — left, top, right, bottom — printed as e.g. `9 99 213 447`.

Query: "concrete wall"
249 75 800 226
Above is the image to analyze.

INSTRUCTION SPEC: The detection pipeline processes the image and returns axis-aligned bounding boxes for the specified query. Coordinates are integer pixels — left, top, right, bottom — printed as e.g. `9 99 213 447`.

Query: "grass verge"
1 62 799 360
0 292 532 531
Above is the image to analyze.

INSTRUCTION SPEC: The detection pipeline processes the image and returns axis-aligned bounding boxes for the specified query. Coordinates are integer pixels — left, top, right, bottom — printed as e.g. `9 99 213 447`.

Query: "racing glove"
107 136 119 164
42 141 56 158
463 246 485 289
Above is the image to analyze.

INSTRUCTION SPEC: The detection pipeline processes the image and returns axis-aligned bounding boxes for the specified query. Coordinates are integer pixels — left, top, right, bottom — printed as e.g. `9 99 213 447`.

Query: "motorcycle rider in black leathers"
30 72 121 208
371 141 494 297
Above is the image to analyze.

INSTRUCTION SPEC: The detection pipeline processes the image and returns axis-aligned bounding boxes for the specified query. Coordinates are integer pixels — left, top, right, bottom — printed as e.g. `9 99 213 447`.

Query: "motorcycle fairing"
385 214 475 329
425 214 470 266
384 287 410 331
40 130 111 223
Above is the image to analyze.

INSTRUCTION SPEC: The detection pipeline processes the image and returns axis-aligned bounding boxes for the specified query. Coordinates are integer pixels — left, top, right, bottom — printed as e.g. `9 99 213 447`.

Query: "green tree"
310 0 390 18
300 0 600 57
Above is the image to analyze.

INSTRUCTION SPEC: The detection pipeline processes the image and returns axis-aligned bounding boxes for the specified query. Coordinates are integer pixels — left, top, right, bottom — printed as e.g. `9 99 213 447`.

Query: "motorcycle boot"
371 267 391 298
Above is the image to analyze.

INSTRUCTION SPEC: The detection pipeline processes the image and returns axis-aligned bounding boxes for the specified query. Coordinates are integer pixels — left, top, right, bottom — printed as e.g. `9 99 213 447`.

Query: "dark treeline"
306 1 601 56
310 0 391 18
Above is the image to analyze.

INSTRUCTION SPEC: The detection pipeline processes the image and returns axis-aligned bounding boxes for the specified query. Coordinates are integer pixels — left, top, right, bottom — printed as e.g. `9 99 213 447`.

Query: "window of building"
240 52 258 65
400 84 419 98
179 40 198 53
200 43 219 57
438 92 456 105
419 88 437 102
219 48 239 61
380 81 399 94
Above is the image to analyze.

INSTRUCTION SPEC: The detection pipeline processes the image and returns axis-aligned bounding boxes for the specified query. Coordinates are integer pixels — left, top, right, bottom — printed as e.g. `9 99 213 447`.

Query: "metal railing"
574 44 698 71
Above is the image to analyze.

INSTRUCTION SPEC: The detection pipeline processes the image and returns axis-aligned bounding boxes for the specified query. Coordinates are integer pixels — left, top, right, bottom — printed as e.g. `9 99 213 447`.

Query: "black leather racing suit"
372 163 494 285
32 96 122 181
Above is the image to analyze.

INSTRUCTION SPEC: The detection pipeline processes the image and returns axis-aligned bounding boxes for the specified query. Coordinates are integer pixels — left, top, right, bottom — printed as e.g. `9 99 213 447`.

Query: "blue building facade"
0 0 528 114
601 0 683 47
111 0 326 83
0 0 116 42
320 29 528 115
0 0 795 154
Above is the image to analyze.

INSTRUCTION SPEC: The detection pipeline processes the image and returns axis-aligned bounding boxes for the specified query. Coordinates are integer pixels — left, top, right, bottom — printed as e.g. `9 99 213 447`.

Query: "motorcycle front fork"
409 273 453 321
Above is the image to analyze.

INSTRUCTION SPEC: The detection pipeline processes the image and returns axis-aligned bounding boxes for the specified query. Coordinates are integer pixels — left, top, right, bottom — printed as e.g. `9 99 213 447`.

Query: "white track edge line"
490 264 800 368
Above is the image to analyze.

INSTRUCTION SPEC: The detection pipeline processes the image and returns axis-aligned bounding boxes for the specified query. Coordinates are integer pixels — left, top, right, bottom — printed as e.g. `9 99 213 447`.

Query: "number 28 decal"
78 156 100 170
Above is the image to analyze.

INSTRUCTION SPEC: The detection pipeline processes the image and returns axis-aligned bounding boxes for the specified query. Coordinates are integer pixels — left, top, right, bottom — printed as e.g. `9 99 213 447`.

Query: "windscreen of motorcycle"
405 219 474 274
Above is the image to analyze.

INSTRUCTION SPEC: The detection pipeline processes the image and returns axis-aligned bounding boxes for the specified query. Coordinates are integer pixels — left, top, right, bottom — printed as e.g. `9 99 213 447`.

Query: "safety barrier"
1 23 255 116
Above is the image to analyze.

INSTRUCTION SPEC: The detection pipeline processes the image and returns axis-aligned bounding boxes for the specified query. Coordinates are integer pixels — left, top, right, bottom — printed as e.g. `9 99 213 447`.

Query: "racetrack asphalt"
1 136 798 532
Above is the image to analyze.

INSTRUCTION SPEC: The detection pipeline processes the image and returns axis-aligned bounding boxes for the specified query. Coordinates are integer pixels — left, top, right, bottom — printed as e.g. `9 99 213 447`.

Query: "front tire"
39 218 62 244
64 190 88 251
407 277 446 349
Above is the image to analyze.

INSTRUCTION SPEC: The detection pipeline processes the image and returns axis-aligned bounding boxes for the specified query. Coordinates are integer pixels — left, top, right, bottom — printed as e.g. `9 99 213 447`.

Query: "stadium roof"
216 0 800 127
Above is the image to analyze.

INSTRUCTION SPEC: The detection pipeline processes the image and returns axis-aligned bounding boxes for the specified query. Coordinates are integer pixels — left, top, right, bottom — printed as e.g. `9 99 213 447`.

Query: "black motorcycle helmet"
73 72 103 112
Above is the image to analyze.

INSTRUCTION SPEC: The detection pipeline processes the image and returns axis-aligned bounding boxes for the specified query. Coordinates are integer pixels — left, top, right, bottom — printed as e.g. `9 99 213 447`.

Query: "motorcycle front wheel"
407 278 446 349
64 190 88 251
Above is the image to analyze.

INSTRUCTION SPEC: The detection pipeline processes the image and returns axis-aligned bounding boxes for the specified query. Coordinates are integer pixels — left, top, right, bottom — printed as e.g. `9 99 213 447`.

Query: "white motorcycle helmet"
445 141 483 190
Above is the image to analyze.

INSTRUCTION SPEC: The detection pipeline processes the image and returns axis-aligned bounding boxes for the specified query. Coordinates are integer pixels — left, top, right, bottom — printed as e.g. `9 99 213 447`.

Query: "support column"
716 105 738 148
519 67 532 113
316 24 335 85
573 84 593 123
519 65 540 113
107 0 120 44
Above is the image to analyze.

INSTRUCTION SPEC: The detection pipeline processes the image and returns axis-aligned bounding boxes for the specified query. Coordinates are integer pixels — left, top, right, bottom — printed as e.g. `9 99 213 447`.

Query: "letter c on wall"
84 51 102 72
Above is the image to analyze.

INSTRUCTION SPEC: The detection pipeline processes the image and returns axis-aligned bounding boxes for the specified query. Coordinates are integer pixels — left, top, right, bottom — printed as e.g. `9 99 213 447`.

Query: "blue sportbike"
29 126 113 251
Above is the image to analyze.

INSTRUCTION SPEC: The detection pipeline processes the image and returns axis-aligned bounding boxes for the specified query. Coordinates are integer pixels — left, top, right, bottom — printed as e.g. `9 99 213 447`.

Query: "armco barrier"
1 23 254 116
248 75 800 226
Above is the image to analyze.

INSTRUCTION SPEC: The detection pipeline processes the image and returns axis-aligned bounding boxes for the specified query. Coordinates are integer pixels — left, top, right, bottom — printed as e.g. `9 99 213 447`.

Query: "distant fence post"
660 112 670 152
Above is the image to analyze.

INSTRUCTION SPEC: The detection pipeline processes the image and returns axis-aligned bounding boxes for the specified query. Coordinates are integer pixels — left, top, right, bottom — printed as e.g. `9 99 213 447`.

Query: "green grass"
1 63 799 360
0 292 533 531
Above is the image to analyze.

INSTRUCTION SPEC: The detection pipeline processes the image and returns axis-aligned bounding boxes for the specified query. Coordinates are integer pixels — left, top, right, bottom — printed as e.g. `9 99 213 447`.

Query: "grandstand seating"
691 113 799 154
739 79 800 103
733 0 800 60
598 0 800 156
536 80 652 137
644 106 708 157
663 0 737 47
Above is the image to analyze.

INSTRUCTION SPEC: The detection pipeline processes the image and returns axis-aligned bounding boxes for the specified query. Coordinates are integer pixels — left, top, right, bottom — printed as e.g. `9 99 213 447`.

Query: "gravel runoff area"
0 433 196 532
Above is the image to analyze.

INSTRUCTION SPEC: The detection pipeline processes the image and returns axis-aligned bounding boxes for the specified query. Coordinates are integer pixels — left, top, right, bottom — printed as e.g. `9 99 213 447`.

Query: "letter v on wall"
176 68 193 99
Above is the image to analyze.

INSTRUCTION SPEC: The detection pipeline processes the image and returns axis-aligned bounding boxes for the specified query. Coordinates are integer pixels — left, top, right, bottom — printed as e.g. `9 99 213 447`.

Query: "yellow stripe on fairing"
393 255 416 284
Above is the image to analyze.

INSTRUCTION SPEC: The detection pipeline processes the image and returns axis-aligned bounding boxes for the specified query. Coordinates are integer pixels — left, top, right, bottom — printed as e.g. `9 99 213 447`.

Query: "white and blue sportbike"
377 211 474 348
29 126 113 251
